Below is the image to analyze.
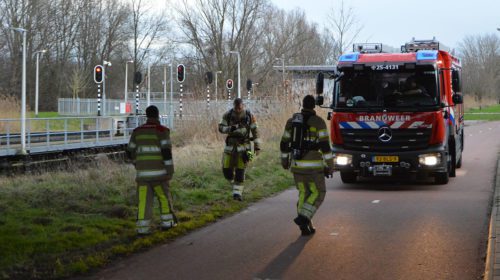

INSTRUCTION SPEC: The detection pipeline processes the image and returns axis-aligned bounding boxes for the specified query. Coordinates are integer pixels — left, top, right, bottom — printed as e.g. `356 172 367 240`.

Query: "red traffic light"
226 79 234 90
94 65 104 84
177 64 185 83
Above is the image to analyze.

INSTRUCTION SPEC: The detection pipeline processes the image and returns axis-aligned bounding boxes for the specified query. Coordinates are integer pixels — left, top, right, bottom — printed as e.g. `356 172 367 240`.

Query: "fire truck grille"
340 128 432 152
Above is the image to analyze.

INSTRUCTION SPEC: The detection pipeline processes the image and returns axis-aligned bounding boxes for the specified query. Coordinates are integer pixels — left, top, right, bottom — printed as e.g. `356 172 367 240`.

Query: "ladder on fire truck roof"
352 37 452 54
402 37 451 53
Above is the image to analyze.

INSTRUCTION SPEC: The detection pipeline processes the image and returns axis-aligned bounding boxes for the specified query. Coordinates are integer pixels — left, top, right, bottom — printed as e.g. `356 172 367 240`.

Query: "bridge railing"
0 115 171 156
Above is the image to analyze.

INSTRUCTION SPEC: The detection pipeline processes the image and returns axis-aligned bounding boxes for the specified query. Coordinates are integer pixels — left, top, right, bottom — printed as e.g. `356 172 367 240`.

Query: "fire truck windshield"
335 65 439 111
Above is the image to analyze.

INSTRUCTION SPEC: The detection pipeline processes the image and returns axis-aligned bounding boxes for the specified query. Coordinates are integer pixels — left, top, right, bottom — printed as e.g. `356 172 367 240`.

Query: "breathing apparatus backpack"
290 113 311 160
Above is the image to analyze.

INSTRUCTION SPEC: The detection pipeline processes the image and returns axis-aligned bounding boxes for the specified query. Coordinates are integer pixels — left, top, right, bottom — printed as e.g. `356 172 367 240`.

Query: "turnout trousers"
136 180 176 234
293 172 326 220
222 151 247 196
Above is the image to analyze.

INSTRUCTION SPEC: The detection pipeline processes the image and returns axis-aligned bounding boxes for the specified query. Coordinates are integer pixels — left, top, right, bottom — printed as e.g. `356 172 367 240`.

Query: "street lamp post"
147 64 151 106
275 55 285 96
124 60 134 106
11 27 27 154
229 51 241 98
34 49 47 117
170 62 174 128
102 60 112 115
215 70 222 102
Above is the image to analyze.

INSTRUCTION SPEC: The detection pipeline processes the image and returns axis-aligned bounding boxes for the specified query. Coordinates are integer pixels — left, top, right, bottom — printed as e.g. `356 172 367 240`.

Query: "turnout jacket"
127 118 174 182
280 108 334 174
219 109 261 153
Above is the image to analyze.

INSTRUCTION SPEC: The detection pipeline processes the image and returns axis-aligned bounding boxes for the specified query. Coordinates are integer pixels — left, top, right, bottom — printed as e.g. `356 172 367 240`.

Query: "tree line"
0 0 497 112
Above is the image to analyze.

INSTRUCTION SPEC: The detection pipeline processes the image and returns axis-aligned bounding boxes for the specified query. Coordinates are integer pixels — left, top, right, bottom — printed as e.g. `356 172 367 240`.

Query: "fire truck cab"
316 38 464 184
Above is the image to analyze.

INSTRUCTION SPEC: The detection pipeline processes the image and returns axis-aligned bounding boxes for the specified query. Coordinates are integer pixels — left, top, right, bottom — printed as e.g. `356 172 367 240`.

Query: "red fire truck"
315 39 464 184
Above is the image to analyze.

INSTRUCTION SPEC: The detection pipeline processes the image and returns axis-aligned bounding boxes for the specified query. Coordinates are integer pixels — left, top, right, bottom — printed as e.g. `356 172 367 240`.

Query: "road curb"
485 156 500 280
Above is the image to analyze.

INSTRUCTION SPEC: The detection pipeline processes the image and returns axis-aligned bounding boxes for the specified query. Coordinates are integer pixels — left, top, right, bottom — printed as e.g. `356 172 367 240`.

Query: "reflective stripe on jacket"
127 118 174 181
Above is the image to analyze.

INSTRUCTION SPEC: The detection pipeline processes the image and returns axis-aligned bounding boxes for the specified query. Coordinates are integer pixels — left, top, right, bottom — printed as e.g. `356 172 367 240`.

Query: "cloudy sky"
272 0 500 50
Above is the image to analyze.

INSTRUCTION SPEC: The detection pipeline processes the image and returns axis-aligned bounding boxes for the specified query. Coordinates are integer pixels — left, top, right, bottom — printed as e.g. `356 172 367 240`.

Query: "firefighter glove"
246 150 255 162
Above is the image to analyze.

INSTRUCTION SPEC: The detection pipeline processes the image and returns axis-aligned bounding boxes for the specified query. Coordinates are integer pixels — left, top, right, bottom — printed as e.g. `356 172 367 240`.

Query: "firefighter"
218 98 261 201
280 95 334 235
402 76 428 96
126 105 176 235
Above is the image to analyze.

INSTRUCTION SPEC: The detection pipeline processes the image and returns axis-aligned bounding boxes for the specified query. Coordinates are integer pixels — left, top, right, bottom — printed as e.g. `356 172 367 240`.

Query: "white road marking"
372 200 381 204
456 169 468 176
330 232 339 236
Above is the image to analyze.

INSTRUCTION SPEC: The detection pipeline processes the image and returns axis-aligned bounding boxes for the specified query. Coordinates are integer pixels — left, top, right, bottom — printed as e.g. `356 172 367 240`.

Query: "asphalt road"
87 121 500 280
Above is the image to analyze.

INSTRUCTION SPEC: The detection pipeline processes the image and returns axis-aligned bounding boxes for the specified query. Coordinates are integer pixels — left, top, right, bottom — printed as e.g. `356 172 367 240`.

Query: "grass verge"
465 104 500 121
0 139 292 279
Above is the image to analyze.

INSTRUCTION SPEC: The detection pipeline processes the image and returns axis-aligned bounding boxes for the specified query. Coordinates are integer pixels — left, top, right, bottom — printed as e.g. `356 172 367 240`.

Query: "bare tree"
69 67 91 99
325 0 363 63
129 0 169 77
459 34 500 102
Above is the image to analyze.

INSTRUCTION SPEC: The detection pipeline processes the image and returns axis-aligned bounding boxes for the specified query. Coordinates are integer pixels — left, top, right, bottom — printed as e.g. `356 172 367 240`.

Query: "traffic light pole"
135 84 140 114
97 84 102 116
206 85 210 110
179 84 183 119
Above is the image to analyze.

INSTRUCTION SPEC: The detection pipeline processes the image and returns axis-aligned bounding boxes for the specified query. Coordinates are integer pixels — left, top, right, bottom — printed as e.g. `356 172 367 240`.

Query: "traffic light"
134 71 142 85
246 79 252 91
205 71 213 84
177 64 185 83
226 79 234 90
94 65 103 84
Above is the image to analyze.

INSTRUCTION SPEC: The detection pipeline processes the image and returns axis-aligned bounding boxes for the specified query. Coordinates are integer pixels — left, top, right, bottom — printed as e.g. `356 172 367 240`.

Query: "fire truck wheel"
449 147 456 178
340 171 357 184
435 172 449 185
456 153 462 169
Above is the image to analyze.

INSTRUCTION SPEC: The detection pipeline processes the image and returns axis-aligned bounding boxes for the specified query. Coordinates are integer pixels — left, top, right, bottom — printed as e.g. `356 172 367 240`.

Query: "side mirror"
452 94 463 105
316 72 324 94
452 69 461 92
316 95 324 106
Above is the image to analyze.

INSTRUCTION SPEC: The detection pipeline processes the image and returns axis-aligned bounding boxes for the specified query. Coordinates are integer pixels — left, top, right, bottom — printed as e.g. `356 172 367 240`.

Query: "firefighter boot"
232 184 244 201
294 215 313 236
307 219 316 234
160 214 177 231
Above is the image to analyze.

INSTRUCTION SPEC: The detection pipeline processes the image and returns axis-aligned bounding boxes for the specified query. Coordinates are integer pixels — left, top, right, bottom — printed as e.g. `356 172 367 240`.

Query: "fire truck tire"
449 145 456 178
456 153 462 169
435 172 449 184
340 171 357 183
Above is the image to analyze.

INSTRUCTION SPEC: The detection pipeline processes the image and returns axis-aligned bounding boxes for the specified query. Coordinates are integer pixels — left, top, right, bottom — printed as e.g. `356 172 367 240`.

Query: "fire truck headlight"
335 154 352 166
419 153 441 166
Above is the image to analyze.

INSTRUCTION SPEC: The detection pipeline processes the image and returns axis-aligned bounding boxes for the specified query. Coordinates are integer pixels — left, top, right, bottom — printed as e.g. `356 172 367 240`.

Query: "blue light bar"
416 50 438 61
339 52 360 62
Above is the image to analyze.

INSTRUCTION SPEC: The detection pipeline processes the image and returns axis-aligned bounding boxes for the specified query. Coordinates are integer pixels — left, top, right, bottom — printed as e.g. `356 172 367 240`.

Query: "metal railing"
0 115 170 157
1 98 285 157
58 98 285 117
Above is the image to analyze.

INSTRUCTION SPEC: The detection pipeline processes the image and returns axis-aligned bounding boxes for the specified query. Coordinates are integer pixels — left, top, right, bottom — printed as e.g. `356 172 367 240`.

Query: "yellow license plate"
372 156 399 163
